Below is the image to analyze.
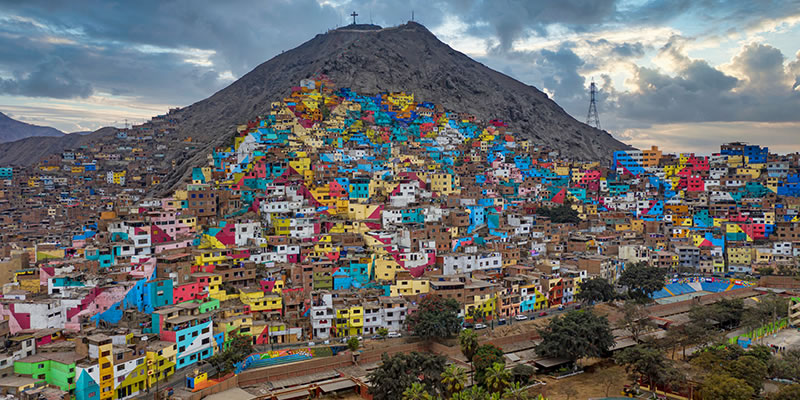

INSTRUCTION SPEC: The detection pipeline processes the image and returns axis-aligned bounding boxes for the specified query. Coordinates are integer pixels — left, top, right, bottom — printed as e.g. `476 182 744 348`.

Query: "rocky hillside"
0 127 116 165
0 112 63 143
0 22 631 193
158 22 629 194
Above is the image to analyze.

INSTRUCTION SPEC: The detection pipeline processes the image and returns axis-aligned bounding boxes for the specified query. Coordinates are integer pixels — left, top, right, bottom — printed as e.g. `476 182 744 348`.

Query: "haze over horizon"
0 0 798 154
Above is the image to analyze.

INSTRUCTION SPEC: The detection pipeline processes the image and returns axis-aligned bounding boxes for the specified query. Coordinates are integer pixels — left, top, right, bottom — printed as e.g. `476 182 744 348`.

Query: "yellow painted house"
239 289 282 314
727 246 752 265
390 279 430 297
335 306 364 337
430 173 460 195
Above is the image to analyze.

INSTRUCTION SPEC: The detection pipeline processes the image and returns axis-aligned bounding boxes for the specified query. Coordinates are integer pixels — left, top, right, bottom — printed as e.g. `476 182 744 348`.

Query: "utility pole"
586 78 601 130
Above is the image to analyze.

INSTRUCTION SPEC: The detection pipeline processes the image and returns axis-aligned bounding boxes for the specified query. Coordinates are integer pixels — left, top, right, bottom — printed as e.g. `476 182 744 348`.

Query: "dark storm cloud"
446 0 618 50
0 57 92 98
440 0 800 50
0 0 345 75
0 20 230 105
0 0 799 139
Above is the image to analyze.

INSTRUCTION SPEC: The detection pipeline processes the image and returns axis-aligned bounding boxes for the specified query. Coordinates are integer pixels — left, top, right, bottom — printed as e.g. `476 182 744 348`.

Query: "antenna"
586 78 601 130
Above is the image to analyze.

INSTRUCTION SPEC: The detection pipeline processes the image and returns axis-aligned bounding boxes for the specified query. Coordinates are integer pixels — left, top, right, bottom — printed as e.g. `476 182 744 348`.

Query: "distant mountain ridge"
0 112 64 143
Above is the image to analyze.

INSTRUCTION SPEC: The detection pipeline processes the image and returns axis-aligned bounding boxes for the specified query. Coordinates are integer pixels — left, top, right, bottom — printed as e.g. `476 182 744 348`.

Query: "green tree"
459 329 479 362
768 349 800 380
450 386 498 400
742 294 789 340
484 363 511 393
440 365 467 397
682 321 717 353
535 200 580 224
459 329 479 383
402 382 433 400
690 298 744 330
510 364 535 384
771 384 800 400
618 262 665 301
615 345 684 390
206 333 254 375
576 277 616 304
690 343 745 371
377 327 389 340
727 355 767 393
347 337 360 352
617 302 655 343
501 382 531 400
405 296 463 340
746 344 773 365
536 309 615 364
367 352 447 400
757 266 774 276
700 374 754 400
473 344 505 384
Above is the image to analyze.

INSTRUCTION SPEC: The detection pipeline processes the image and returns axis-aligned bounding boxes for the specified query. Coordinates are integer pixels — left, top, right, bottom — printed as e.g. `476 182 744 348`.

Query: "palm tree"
459 329 479 384
441 365 468 397
402 382 432 400
451 386 498 400
501 382 531 400
484 363 511 393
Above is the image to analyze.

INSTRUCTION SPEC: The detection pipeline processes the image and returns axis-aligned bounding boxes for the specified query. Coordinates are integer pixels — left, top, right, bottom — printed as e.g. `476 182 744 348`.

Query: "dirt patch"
528 359 631 400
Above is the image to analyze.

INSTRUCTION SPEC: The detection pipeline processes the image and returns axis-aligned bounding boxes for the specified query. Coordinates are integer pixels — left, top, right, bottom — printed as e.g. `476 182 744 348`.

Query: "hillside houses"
0 79 798 398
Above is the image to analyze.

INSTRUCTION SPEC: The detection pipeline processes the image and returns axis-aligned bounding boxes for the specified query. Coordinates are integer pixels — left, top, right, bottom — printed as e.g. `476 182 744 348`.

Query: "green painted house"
14 352 81 395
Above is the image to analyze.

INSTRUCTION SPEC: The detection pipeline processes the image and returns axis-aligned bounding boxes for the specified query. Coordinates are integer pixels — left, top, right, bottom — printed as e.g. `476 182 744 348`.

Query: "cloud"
0 57 92 98
626 40 799 123
0 0 799 153
619 121 800 154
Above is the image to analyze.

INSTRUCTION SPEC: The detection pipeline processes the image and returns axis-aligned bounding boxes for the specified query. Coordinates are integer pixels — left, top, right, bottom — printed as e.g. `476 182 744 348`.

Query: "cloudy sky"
0 0 799 154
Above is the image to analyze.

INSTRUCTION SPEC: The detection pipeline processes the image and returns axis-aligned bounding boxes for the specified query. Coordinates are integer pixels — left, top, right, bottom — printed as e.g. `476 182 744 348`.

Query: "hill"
0 126 116 165
156 22 629 193
0 112 64 143
0 22 631 192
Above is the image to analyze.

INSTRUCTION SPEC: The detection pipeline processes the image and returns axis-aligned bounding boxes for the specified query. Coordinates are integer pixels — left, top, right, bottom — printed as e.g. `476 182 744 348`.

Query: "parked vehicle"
498 318 507 326
558 305 565 310
538 311 548 317
308 341 316 346
387 331 402 338
514 314 528 321
574 304 582 310
462 322 474 329
474 323 488 330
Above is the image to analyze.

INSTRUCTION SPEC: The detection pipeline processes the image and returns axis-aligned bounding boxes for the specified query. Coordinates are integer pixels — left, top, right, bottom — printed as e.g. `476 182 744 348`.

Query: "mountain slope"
160 22 629 193
0 127 116 165
0 22 631 191
0 112 64 143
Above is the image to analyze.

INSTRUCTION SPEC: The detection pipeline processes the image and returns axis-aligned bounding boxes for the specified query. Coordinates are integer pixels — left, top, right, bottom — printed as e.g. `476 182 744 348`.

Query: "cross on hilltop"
350 11 358 25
